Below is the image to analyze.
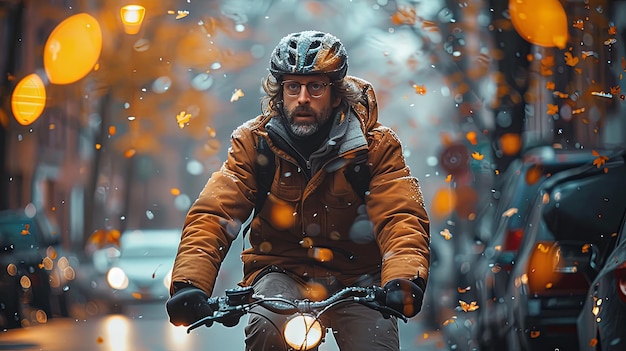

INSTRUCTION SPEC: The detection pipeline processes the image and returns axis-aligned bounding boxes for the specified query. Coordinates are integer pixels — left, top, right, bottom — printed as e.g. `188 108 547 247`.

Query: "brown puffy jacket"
171 76 430 297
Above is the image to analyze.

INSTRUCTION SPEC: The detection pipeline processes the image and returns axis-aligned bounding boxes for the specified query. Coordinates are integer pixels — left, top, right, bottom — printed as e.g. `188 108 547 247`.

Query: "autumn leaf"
547 104 559 115
176 111 192 129
553 91 569 99
465 131 478 145
440 228 453 240
545 81 555 90
609 26 617 35
564 52 579 66
459 300 479 312
412 84 427 95
457 286 471 293
391 6 417 26
445 174 452 183
592 150 609 168
442 317 457 326
230 88 245 102
471 151 484 161
572 19 584 30
611 85 621 95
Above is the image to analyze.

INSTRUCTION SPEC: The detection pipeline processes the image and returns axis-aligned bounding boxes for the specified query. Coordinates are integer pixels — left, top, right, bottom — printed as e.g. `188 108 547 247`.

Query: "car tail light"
616 262 626 303
504 228 524 252
526 241 590 295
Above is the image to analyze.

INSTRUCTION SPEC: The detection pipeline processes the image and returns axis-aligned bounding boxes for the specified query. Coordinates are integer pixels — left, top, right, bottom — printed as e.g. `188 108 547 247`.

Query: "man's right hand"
166 286 213 326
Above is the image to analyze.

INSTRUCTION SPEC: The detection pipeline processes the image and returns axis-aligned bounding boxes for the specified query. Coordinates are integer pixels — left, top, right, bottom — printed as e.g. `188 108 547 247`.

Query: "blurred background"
1 0 626 350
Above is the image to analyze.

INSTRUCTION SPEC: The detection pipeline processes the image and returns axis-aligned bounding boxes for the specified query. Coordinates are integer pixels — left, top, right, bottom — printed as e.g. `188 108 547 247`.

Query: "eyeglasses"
281 80 332 98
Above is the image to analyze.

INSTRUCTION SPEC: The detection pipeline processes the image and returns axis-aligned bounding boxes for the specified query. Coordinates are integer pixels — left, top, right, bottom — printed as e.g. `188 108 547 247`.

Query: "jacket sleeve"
170 124 258 296
366 125 431 288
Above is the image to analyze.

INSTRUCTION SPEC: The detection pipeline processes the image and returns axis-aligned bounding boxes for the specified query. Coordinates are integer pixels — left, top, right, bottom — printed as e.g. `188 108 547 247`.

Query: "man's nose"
297 85 311 103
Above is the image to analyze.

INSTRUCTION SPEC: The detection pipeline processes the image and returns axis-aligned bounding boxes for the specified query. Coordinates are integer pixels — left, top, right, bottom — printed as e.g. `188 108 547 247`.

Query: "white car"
78 228 181 311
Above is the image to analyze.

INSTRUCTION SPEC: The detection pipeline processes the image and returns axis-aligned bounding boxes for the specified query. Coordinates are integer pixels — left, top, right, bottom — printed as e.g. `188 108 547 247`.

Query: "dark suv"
0 209 69 328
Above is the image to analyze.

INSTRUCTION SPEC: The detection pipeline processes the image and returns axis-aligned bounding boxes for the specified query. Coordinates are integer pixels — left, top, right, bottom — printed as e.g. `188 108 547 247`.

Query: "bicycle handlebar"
187 285 407 333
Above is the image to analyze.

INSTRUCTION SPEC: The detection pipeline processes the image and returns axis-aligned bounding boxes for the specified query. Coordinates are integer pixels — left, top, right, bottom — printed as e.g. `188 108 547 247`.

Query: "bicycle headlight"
283 314 324 350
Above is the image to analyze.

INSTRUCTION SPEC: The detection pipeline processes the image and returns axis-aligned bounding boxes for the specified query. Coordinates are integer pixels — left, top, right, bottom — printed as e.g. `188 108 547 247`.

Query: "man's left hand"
383 278 424 318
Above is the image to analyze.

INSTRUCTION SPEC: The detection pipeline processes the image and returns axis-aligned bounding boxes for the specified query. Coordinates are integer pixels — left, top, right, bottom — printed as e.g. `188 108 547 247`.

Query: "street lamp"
120 5 145 35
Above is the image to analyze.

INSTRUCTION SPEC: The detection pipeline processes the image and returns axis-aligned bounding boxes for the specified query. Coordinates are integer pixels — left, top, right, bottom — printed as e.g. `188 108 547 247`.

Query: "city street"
0 302 447 351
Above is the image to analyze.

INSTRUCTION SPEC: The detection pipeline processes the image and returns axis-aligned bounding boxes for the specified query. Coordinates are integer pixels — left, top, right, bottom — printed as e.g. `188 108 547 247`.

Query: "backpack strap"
254 135 276 214
344 151 370 202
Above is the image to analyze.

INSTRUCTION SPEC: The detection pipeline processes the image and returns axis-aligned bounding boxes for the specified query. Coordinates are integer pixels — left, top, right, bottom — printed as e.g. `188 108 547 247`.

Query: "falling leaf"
21 224 31 235
553 91 569 99
391 6 417 26
582 244 591 253
108 125 117 136
592 150 609 168
572 19 584 30
459 300 479 312
457 286 471 293
471 151 484 161
442 316 457 326
412 84 427 95
590 338 599 346
545 81 555 90
610 85 621 95
176 111 192 129
564 52 578 67
445 174 452 183
547 104 559 115
465 131 478 145
440 228 453 240
230 88 245 102
572 107 586 115
609 26 617 35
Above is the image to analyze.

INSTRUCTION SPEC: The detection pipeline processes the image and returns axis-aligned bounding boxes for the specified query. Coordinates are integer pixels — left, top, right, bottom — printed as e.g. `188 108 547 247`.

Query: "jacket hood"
344 75 380 134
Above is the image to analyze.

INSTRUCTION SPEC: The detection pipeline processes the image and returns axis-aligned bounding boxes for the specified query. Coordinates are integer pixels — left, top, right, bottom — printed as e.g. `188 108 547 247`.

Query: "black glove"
166 286 213 326
383 278 425 318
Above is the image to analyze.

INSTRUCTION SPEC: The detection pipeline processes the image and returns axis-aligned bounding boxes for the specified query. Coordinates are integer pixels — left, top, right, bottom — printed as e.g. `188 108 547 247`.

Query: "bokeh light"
509 0 568 49
11 73 46 125
43 13 102 85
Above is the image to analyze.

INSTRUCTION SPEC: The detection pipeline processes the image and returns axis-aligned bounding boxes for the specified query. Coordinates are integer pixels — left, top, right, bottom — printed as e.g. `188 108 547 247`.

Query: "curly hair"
260 74 363 116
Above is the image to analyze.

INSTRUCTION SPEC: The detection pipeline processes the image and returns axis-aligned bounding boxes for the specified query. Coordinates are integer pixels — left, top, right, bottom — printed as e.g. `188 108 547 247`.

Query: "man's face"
281 74 341 137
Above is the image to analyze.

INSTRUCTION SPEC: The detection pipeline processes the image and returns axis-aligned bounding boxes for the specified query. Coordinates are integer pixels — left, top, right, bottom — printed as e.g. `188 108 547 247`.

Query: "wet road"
0 302 448 351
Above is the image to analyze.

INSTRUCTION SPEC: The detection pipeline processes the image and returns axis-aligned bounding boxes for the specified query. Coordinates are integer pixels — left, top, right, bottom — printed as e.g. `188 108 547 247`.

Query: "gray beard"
283 105 333 137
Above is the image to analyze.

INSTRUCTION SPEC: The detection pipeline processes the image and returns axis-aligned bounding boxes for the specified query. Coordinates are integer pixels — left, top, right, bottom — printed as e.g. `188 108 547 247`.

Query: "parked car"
470 146 618 349
74 228 180 312
0 208 75 328
577 211 626 351
499 149 626 351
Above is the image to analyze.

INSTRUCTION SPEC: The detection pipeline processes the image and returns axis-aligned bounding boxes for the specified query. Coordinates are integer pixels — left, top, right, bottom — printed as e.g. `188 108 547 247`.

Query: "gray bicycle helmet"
269 30 348 81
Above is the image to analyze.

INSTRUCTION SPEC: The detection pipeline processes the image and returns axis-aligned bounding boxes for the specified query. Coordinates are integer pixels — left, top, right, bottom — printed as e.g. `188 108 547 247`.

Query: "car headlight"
106 267 129 290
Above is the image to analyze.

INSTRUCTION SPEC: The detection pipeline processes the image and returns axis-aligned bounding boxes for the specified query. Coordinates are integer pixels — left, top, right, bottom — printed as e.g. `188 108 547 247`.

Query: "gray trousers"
244 271 399 351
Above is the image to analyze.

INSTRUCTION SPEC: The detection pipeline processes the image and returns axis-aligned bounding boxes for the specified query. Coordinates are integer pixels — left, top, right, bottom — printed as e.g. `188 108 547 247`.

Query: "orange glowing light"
11 73 46 125
499 133 522 156
509 0 568 49
44 13 102 85
430 187 457 220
